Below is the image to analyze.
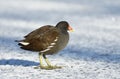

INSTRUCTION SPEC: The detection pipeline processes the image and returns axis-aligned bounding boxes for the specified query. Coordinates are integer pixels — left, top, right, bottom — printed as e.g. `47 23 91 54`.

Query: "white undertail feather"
19 42 30 45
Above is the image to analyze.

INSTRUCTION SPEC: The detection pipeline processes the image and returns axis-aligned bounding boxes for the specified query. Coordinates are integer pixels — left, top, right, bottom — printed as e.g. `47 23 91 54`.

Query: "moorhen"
16 21 73 70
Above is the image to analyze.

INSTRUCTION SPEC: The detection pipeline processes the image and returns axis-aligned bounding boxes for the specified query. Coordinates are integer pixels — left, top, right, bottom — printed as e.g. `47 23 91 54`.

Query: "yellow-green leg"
34 53 46 69
35 53 62 70
43 54 62 70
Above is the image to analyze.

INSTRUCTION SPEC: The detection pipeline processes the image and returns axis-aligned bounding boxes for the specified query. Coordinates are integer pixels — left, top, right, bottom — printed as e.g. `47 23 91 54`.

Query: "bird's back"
18 25 59 52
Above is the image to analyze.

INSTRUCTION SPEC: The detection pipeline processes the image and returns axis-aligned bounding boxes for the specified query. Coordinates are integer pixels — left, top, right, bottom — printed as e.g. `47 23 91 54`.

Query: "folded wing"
18 25 59 51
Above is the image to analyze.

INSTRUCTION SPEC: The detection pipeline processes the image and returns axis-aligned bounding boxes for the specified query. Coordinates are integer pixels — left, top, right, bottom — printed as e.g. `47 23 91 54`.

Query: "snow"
0 0 120 79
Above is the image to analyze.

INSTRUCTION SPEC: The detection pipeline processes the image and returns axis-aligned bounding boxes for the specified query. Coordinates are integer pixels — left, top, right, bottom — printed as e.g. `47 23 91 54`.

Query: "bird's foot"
34 66 41 69
34 65 62 70
45 65 62 70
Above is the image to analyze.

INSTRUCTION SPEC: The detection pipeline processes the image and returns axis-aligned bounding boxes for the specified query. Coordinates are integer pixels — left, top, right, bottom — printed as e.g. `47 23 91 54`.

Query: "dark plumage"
16 21 73 70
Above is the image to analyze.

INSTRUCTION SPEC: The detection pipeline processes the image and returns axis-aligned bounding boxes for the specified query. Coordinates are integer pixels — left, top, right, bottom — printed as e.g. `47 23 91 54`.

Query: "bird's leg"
43 54 62 70
43 54 52 66
34 53 62 70
34 53 47 69
39 53 44 67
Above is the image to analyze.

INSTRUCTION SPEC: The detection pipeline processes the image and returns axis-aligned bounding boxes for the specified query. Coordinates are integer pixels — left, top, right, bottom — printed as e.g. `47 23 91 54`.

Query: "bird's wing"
19 25 59 51
24 25 53 39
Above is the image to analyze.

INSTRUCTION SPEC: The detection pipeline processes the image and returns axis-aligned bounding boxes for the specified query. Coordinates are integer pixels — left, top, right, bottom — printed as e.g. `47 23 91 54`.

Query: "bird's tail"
15 40 21 42
15 40 30 46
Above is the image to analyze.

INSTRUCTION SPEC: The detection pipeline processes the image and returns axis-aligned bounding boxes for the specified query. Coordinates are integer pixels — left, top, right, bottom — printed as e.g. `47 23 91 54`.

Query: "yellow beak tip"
69 30 74 32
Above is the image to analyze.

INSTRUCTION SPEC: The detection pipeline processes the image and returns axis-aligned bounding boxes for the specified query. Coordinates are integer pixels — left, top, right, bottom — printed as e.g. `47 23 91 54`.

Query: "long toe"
34 65 62 70
47 65 62 70
34 66 49 69
34 66 41 69
41 65 62 70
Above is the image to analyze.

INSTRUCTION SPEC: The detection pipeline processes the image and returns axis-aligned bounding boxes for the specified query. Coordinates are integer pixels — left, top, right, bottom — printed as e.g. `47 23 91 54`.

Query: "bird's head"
56 21 73 32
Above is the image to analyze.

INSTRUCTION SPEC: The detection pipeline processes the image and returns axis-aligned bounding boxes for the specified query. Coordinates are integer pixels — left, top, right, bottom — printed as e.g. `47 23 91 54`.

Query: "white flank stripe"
48 45 54 48
40 37 58 53
19 42 30 45
54 38 58 42
40 48 50 53
51 43 56 45
47 45 54 49
54 37 58 42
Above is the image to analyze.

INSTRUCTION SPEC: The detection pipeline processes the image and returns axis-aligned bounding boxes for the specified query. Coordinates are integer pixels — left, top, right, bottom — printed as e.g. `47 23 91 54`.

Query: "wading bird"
16 21 73 70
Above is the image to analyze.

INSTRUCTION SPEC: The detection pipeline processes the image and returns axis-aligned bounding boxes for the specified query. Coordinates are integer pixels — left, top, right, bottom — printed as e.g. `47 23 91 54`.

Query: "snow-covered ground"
0 0 120 79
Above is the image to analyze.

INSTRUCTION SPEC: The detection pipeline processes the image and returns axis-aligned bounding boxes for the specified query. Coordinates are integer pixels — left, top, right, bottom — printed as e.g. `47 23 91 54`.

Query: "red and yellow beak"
68 26 74 32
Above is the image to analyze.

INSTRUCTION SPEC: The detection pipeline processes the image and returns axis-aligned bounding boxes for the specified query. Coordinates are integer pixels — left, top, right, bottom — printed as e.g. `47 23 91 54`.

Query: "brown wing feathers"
19 25 59 51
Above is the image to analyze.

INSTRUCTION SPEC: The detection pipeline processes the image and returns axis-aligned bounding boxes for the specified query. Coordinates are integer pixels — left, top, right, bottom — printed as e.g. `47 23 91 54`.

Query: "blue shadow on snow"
0 59 39 66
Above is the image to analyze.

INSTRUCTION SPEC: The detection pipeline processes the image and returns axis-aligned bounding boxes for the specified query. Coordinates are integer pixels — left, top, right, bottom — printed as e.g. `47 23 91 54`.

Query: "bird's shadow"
0 59 39 67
